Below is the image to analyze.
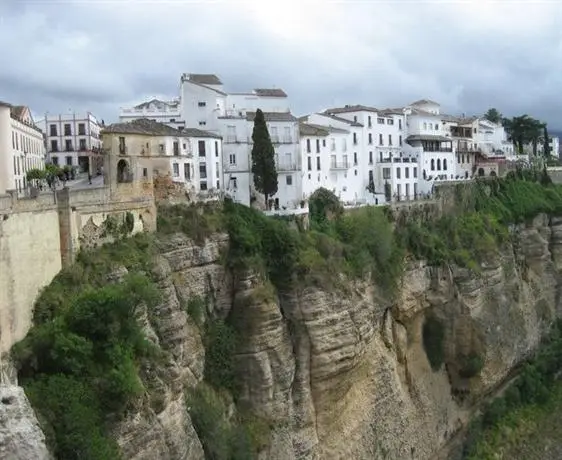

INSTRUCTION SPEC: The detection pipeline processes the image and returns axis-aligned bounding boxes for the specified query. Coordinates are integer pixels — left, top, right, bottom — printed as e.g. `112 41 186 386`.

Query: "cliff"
10 177 562 460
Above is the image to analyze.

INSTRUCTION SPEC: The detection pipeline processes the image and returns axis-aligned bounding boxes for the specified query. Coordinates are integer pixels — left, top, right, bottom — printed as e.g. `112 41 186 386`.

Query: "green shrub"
458 352 485 379
157 203 224 243
203 319 239 394
422 316 445 371
185 296 206 327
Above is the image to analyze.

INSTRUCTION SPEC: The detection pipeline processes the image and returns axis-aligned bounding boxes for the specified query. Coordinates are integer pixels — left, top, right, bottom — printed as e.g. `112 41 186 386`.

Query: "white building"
101 119 222 196
119 98 185 131
0 101 46 194
39 112 102 174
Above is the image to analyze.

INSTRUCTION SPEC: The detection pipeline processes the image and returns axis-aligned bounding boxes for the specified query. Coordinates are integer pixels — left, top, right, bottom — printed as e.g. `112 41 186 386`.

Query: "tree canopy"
250 109 278 208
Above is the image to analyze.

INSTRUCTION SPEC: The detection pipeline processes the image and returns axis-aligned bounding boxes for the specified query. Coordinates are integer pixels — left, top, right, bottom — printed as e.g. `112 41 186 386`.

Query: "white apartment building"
39 112 102 174
101 119 222 195
119 98 185 131
0 101 46 194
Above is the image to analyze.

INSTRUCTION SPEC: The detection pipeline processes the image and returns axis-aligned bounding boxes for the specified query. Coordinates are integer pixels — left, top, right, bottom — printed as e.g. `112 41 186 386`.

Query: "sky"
2 0 562 128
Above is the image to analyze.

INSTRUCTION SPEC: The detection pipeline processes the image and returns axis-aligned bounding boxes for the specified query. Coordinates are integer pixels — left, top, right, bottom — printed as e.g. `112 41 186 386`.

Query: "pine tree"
251 109 278 208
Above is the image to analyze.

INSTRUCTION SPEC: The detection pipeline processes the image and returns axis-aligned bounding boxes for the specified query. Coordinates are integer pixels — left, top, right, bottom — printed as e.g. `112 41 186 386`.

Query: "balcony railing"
456 148 481 153
423 148 453 153
119 145 127 155
380 157 417 163
277 162 298 172
330 161 350 170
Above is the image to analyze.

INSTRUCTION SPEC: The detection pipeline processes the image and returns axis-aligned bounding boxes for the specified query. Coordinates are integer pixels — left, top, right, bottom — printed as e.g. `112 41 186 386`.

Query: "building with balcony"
0 101 46 194
119 98 184 131
101 119 222 195
38 112 102 174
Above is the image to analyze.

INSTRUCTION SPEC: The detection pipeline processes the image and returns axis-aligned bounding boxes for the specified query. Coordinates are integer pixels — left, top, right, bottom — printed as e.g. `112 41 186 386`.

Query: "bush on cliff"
13 272 160 460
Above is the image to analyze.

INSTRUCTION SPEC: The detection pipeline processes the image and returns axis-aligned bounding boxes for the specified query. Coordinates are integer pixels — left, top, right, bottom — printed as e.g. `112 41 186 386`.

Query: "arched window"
443 159 447 170
431 159 435 171
437 159 441 170
423 169 427 180
117 159 132 183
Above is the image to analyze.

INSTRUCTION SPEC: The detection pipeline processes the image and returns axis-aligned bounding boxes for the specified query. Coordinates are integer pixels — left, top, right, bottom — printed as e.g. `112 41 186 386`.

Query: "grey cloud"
2 1 562 127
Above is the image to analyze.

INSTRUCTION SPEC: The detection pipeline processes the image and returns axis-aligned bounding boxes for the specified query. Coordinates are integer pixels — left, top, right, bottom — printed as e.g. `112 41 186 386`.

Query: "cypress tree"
251 109 278 208
543 125 551 158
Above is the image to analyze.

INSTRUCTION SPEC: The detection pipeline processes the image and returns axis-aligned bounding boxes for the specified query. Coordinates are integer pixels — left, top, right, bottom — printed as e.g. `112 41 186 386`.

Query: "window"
66 156 72 166
405 167 409 179
353 152 358 165
379 134 383 146
435 124 439 130
271 127 279 142
199 164 207 179
383 167 391 179
353 116 357 122
423 122 427 130
396 167 401 179
173 163 179 176
307 157 312 171
353 133 358 145
369 151 373 164
200 181 208 190
229 153 236 165
78 123 86 135
399 135 402 146
283 127 291 143
443 159 448 170
388 135 392 146
198 140 206 156
306 139 311 153
342 138 347 152
431 159 435 170
184 163 191 180
399 119 402 130
387 119 394 125
377 118 385 124
316 157 321 170
216 162 219 178
119 136 126 154
437 159 441 170
231 177 238 189
143 168 148 178
316 139 320 153
79 139 87 150
199 121 206 126
173 141 179 156
198 102 206 107
50 140 58 152
286 175 293 185
368 133 372 144
322 139 326 147
64 124 71 136
429 123 433 130
170 119 176 123
413 167 418 178
215 141 219 157
49 124 57 136
331 138 336 151
65 139 73 151
368 116 372 128
52 156 59 165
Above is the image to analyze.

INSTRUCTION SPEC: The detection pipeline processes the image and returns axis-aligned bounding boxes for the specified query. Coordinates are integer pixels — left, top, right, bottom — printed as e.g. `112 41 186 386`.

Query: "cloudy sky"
2 0 562 128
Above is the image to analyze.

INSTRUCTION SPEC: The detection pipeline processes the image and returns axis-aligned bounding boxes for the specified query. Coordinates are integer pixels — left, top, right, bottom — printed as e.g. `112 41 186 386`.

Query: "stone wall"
0 183 156 380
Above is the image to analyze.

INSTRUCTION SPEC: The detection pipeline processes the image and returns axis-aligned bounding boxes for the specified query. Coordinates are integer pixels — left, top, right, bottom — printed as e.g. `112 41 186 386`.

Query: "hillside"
8 169 562 459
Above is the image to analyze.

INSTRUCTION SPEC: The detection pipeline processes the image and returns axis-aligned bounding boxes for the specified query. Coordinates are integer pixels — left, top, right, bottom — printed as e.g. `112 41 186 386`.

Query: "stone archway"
478 168 485 177
117 159 132 183
490 170 497 177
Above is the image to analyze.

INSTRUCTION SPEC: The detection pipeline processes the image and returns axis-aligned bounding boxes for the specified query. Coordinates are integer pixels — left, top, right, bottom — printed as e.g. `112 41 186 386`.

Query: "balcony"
225 135 240 143
380 157 417 163
330 161 350 170
424 147 453 153
276 162 298 172
119 145 128 155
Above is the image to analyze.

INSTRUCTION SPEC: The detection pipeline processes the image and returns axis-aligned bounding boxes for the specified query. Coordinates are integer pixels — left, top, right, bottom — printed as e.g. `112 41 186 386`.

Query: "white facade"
120 99 184 131
0 102 46 194
38 112 102 173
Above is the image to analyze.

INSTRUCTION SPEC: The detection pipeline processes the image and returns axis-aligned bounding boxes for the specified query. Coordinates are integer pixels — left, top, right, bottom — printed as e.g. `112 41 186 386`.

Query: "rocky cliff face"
107 212 562 460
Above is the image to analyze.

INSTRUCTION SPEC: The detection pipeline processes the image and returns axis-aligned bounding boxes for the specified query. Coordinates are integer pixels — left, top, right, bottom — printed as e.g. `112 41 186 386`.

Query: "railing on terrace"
379 157 417 163
423 148 453 153
330 162 350 170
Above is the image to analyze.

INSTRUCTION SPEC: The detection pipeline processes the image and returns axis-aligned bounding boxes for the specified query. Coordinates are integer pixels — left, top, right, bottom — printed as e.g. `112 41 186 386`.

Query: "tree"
250 109 278 208
484 108 502 124
543 125 551 158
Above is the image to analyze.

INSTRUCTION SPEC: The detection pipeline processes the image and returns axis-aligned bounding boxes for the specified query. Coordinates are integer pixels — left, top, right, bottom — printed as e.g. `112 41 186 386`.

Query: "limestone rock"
0 385 50 460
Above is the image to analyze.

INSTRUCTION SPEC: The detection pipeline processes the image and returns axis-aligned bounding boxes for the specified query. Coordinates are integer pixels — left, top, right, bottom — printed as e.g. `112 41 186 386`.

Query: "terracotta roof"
324 104 379 114
299 123 329 137
410 99 440 106
102 118 188 136
10 106 26 120
181 127 222 139
318 113 364 127
246 111 297 122
187 74 223 85
254 88 287 98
